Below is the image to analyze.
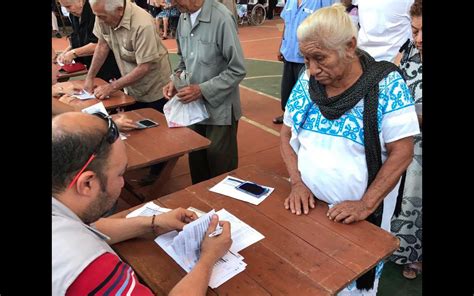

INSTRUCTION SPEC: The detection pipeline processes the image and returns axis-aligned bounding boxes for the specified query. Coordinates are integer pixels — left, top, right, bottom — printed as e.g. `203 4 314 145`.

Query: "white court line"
246 57 282 63
240 37 281 43
244 75 282 80
239 85 280 102
240 116 280 137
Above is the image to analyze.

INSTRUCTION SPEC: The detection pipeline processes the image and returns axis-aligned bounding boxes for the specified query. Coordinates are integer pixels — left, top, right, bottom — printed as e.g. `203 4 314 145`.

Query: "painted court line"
246 57 282 63
241 116 280 137
240 37 281 43
243 75 282 80
239 85 280 102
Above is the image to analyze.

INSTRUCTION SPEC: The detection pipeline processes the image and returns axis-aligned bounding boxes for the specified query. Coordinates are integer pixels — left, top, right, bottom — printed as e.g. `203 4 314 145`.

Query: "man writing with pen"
52 111 232 295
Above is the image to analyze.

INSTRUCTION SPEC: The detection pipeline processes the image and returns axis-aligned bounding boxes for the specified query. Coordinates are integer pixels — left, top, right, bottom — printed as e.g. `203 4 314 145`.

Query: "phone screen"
137 119 158 127
237 182 267 196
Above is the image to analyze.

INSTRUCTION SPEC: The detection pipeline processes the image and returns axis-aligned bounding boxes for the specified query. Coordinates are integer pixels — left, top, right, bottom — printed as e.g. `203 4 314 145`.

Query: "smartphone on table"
235 182 269 198
136 118 159 129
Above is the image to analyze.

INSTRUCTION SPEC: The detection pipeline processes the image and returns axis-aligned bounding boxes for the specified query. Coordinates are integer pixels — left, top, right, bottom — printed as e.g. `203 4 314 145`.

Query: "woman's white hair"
89 0 124 12
297 3 357 58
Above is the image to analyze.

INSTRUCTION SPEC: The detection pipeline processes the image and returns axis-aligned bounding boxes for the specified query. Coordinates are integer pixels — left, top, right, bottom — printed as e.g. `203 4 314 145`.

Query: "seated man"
52 112 232 295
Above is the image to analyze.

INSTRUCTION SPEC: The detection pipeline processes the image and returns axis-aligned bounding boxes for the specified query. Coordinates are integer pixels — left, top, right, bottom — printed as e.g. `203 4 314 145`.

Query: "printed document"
209 176 274 205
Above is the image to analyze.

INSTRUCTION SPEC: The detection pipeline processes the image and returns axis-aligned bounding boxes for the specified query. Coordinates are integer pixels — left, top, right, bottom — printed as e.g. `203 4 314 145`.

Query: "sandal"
402 264 420 280
272 115 283 124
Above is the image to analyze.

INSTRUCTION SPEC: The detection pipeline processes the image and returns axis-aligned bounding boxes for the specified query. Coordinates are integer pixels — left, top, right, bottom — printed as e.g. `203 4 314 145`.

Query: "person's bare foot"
402 262 422 279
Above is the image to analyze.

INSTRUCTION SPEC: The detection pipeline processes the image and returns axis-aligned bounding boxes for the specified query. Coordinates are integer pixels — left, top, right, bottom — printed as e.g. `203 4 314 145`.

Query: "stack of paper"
125 202 171 218
126 203 264 288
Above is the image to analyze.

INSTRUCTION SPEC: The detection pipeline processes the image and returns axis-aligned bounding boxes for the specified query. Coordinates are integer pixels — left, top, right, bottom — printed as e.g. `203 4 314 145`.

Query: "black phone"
136 119 159 129
235 182 268 198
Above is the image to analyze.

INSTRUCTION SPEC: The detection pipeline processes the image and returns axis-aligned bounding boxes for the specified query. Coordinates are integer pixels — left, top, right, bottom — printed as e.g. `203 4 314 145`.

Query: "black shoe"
272 115 284 124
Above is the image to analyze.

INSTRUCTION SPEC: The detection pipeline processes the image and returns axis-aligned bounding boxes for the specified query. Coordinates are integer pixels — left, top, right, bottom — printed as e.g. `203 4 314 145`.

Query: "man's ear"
75 171 99 196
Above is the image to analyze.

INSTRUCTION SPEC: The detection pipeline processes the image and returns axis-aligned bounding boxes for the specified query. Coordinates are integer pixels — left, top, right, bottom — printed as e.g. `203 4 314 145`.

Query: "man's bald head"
52 112 107 139
52 112 113 195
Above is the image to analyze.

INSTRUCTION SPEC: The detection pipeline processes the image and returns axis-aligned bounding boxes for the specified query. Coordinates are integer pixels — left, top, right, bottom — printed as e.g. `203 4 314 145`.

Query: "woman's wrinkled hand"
326 200 371 224
284 181 315 215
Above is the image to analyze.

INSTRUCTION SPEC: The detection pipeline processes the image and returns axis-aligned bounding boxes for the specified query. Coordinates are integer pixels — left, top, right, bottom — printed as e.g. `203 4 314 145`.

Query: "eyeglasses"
67 112 119 190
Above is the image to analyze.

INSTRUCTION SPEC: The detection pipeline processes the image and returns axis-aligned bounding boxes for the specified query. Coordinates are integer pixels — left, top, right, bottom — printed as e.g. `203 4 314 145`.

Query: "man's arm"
280 124 315 215
84 38 110 94
66 253 154 295
93 208 198 245
277 22 285 61
60 43 98 65
328 136 414 223
174 20 186 73
92 62 152 99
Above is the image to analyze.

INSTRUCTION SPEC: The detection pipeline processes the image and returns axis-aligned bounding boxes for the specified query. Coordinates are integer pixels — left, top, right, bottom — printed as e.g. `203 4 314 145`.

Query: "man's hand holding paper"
153 208 199 235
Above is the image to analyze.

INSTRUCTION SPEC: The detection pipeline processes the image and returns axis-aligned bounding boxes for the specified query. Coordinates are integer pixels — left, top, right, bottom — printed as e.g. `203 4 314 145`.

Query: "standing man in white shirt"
357 0 414 62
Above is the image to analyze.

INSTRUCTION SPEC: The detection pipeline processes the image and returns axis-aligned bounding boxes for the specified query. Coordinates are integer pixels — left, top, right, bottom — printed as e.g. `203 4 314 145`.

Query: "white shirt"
190 8 202 26
283 71 420 231
357 0 414 62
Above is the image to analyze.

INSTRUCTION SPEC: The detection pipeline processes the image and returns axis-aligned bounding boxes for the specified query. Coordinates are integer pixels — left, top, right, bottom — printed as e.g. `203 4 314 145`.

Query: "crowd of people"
52 0 422 294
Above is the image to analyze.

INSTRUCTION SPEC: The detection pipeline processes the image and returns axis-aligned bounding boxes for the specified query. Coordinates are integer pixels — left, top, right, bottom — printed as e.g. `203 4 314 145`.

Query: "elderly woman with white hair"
280 4 420 295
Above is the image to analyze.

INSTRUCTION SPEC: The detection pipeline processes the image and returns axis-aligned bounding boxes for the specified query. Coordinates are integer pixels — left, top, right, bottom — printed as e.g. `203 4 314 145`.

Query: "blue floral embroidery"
287 71 414 146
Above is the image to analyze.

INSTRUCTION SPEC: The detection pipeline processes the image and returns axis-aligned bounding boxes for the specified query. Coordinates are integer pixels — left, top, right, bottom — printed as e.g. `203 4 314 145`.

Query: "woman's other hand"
284 181 315 215
327 200 371 224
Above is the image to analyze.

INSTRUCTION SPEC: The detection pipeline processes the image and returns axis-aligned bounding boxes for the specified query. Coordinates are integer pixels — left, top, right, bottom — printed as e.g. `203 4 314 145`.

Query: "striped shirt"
66 253 153 295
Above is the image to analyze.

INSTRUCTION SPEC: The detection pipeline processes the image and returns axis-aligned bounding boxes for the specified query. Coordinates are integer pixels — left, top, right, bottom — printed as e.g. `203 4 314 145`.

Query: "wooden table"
57 68 88 82
54 78 136 110
112 165 400 295
122 108 211 200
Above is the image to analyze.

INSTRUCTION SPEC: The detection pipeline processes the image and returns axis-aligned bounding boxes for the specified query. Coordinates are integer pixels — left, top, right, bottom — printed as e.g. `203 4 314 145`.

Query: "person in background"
85 0 172 113
163 0 246 185
390 0 422 280
85 0 173 183
267 0 277 20
341 0 358 29
52 49 137 130
52 112 232 295
272 0 332 124
280 4 419 294
356 0 414 62
57 0 122 83
156 0 180 39
52 0 63 38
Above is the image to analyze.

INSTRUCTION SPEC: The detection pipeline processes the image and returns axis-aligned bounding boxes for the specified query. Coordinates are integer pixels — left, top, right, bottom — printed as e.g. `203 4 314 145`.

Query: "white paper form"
215 209 265 253
81 101 108 116
126 201 171 218
172 210 216 270
155 209 248 288
73 89 96 100
209 176 274 205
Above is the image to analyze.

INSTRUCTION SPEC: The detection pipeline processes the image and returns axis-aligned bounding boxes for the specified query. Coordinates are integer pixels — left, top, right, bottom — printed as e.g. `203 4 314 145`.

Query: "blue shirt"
280 0 332 63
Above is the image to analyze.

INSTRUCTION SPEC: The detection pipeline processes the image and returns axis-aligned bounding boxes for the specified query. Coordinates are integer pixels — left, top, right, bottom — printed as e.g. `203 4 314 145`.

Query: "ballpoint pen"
208 224 223 237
